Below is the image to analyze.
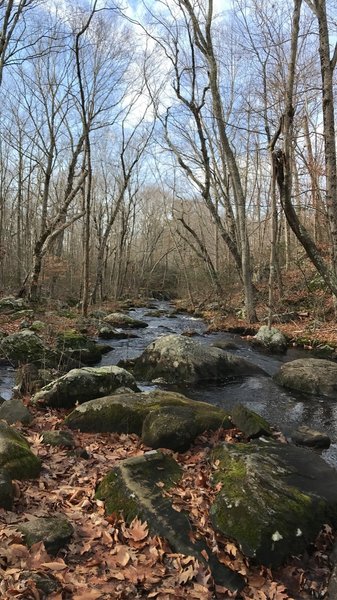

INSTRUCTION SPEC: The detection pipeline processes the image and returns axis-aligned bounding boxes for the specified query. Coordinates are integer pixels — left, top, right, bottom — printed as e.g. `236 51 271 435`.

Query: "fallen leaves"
0 409 334 600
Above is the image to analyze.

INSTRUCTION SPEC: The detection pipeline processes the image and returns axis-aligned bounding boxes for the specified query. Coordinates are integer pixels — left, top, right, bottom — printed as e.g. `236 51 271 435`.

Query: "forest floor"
1 271 337 599
175 267 337 356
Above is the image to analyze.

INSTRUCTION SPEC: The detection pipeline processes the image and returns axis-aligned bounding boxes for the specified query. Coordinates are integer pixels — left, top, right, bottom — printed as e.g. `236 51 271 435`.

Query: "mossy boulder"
130 334 265 384
0 330 53 367
0 297 28 313
18 516 74 555
274 358 337 398
230 405 272 439
142 404 229 451
251 326 288 354
210 439 337 567
30 320 46 332
0 468 14 509
0 422 41 479
65 390 232 451
0 398 32 425
42 430 75 449
56 330 102 366
96 451 244 592
103 312 148 329
31 366 139 409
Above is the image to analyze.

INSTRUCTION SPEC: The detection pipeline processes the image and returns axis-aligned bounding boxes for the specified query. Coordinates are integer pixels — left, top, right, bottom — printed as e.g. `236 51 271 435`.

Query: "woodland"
2 1 337 599
0 0 337 326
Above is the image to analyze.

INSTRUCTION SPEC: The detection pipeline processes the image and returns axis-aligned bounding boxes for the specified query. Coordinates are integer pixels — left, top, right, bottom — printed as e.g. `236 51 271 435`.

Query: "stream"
2 301 337 468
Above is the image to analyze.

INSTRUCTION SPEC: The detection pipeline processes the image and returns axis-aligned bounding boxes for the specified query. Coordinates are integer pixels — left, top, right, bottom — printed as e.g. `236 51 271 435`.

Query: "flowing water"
2 301 337 467
99 302 337 468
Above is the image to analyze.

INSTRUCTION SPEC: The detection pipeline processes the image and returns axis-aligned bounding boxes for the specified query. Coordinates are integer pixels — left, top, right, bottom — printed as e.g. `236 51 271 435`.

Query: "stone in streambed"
130 334 266 384
230 404 272 439
65 390 231 451
251 326 287 354
103 312 148 329
42 430 75 449
31 365 139 409
0 330 53 367
291 425 330 449
274 358 337 398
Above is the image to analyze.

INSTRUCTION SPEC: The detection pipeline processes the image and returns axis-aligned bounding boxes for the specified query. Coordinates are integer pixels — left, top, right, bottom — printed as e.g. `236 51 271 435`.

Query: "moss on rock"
0 422 41 479
95 451 244 592
230 404 272 439
65 390 231 451
0 330 53 367
274 358 337 398
32 366 139 409
18 516 73 555
210 439 337 566
130 334 266 384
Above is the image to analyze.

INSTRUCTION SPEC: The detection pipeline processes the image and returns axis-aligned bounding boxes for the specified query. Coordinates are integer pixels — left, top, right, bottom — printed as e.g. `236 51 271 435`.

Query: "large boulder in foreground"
129 334 265 384
96 450 244 593
210 439 337 567
251 325 287 354
31 366 139 409
0 421 41 479
65 390 231 451
274 358 337 398
103 312 148 329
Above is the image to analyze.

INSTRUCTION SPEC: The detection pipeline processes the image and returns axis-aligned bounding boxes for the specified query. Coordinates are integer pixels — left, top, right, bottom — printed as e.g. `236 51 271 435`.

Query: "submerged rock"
210 439 337 567
18 516 73 555
274 358 337 398
251 326 287 354
31 366 139 409
130 334 265 384
0 422 41 479
65 390 231 451
103 312 148 329
96 450 244 592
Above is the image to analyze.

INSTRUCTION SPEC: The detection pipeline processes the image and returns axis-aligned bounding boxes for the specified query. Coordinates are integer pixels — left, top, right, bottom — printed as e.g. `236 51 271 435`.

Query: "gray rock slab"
96 450 244 592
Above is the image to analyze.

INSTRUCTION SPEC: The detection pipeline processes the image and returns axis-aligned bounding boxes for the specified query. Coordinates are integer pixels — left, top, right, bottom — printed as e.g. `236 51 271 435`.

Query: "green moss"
65 390 232 437
210 443 328 564
0 423 41 479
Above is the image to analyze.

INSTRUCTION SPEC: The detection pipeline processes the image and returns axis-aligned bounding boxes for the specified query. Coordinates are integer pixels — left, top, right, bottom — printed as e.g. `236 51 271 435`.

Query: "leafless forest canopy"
1 0 337 320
